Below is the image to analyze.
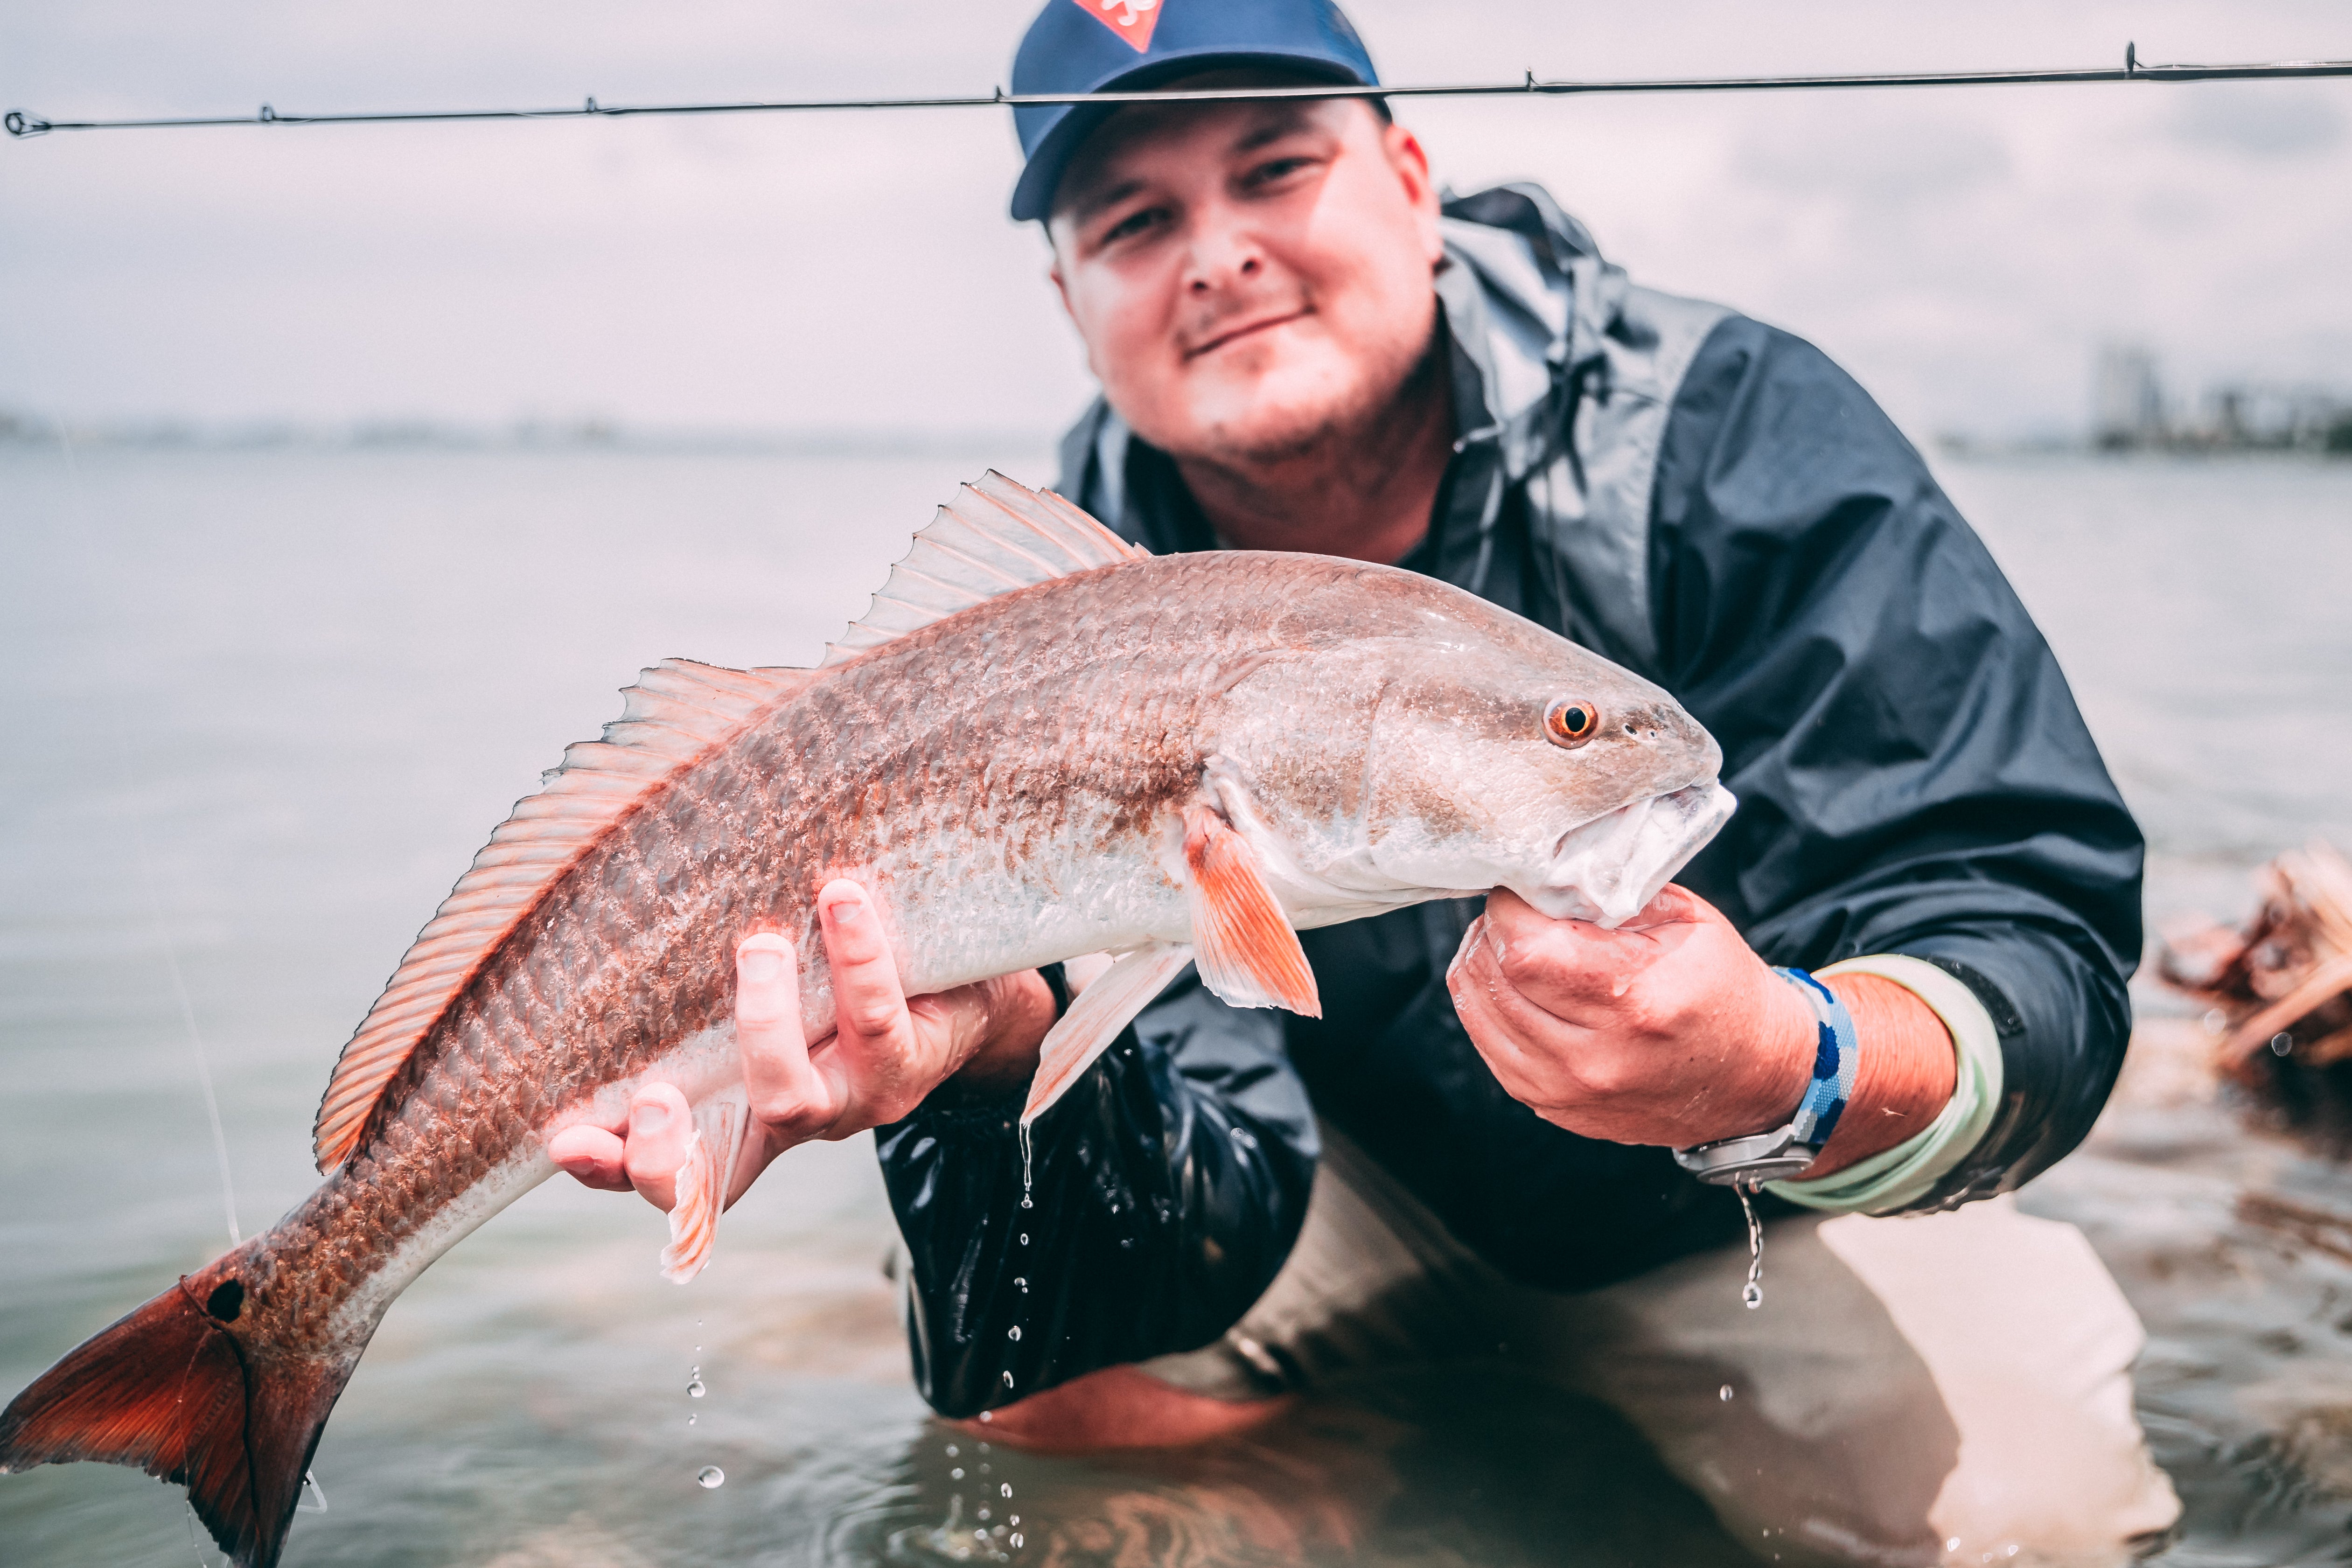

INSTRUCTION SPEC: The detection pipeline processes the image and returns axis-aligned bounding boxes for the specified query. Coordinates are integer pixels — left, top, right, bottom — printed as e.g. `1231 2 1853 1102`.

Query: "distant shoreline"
0 413 1056 459
0 414 2343 464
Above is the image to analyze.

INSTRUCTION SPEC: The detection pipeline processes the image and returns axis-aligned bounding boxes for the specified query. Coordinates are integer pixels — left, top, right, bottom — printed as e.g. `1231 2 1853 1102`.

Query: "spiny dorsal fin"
312 659 817 1172
821 470 1143 666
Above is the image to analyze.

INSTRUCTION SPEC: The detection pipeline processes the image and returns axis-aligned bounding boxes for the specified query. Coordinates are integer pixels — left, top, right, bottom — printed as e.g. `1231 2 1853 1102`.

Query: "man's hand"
1447 884 1955 1177
549 878 1058 1212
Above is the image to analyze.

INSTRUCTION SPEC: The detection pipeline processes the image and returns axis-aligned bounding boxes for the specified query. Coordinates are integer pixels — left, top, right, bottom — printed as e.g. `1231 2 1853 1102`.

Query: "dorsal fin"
822 470 1144 666
312 659 817 1172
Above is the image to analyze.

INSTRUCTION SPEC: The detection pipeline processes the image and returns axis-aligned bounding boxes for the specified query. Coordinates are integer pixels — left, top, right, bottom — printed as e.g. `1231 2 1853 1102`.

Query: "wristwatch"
1672 1125 1820 1188
1672 967 1858 1191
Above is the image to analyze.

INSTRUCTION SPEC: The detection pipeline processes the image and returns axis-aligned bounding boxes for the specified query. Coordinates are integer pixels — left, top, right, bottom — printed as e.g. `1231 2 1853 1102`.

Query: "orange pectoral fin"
1181 804 1320 1018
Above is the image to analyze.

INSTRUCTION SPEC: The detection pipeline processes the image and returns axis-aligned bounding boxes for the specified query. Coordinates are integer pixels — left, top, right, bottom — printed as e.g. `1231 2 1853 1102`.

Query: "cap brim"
1011 51 1368 222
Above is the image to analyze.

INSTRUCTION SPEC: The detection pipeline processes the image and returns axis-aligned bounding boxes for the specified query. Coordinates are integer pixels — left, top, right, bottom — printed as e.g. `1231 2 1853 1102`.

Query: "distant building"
2091 344 2167 450
2200 383 2351 452
2088 346 2352 454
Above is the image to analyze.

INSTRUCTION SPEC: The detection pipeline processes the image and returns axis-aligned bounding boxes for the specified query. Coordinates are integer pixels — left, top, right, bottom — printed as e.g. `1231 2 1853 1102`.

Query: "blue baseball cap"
1008 0 1381 222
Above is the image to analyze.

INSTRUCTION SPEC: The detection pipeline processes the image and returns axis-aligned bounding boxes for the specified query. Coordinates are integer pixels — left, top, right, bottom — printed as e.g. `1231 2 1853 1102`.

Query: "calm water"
1 445 2348 1566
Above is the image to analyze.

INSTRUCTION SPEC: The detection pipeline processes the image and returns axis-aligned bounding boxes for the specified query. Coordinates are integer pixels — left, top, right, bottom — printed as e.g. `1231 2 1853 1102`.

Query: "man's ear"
1381 120 1444 267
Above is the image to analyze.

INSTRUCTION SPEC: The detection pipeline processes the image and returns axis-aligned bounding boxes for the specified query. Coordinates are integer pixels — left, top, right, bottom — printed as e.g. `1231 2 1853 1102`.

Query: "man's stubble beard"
1178 320 1448 478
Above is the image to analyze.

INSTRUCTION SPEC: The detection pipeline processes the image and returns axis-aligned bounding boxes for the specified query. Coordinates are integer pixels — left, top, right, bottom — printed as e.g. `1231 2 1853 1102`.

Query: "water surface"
2 445 2348 1565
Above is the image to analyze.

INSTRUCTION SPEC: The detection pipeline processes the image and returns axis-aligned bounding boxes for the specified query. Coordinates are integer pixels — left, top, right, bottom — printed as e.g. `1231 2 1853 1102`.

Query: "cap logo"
1066 0 1162 55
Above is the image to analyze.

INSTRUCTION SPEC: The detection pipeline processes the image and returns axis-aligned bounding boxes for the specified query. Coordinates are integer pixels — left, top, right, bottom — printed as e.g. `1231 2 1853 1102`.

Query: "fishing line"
45 412 244 1250
6 43 2348 139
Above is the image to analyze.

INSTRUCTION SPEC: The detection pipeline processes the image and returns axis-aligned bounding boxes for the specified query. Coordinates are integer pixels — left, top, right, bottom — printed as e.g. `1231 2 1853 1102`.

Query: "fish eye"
1544 699 1599 748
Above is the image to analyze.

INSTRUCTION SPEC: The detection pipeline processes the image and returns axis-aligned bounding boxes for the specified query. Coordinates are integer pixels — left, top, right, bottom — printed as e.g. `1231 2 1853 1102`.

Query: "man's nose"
1183 209 1264 294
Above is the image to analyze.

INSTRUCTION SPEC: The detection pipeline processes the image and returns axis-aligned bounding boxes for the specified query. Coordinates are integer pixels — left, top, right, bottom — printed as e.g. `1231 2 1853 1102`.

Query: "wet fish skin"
0 490 1727 1568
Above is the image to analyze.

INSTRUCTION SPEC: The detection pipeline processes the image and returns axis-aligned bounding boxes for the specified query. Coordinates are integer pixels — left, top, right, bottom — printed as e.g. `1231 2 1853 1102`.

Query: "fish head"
1198 564 1732 931
1316 578 1731 929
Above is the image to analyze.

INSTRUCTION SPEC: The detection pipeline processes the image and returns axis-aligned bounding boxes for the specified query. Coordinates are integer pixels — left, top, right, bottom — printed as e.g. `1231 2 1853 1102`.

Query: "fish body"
0 474 1731 1567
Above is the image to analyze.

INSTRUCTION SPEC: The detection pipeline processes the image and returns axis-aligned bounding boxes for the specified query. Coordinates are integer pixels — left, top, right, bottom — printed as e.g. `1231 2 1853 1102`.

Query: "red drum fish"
0 473 1732 1567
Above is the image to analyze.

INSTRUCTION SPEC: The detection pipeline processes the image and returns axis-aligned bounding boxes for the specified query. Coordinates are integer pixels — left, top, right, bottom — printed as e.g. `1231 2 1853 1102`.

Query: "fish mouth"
1531 782 1738 927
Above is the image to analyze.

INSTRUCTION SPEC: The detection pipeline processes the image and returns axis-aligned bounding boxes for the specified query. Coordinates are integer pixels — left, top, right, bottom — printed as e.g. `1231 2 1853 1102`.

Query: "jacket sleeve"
872 969 1318 1417
1652 317 2144 1212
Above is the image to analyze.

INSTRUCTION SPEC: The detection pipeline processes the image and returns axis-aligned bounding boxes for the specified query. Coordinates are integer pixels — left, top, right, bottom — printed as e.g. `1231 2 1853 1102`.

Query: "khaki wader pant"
1137 1128 2182 1567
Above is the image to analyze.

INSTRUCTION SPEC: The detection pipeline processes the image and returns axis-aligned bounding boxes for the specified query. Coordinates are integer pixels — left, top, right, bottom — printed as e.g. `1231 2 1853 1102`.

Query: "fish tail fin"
0 1264 358 1568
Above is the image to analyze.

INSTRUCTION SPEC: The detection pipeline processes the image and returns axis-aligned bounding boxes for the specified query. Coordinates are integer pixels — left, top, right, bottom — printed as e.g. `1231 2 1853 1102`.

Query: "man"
553 1 2181 1558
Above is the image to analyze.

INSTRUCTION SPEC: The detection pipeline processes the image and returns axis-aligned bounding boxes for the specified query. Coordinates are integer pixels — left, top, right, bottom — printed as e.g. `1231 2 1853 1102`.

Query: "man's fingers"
737 931 837 1137
821 880 911 1050
549 1123 632 1191
1478 888 1668 1016
621 1081 694 1212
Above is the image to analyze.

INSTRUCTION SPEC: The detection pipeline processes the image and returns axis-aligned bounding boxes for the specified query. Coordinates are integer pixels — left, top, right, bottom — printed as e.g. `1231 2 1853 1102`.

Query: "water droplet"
1010 1532 1023 1548
1009 1515 1019 1526
978 1409 992 1423
696 1466 725 1489
978 1443 990 1453
951 1468 964 1480
1000 1482 1012 1498
1002 1370 1016 1387
1018 1233 1029 1245
979 1463 991 1474
1007 1325 1022 1341
687 1376 706 1398
1014 1277 1028 1292
1736 1187 1766 1310
945 1444 958 1456
688 1414 697 1425
1719 1384 1734 1401
2273 1032 2296 1056
979 1507 991 1521
1020 1195 1033 1210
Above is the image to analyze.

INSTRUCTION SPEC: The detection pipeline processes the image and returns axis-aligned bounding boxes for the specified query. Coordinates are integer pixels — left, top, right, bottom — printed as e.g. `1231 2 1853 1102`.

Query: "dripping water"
1736 1185 1765 1310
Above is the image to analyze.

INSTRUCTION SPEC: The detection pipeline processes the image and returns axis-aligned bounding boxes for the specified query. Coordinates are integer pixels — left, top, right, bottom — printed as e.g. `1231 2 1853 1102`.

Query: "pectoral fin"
660 1092 750 1284
1022 941 1196 1126
1182 804 1320 1017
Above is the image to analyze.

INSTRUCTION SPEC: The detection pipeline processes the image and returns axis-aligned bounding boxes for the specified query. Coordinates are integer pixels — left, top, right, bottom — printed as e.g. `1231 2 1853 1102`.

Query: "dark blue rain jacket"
875 184 2143 1418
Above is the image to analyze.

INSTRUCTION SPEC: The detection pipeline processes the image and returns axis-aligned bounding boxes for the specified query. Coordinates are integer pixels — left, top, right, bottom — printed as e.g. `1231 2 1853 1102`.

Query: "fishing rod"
8 42 2349 139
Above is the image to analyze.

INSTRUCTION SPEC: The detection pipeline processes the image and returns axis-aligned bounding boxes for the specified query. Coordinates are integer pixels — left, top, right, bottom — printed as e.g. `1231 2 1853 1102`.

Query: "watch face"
1671 1135 1817 1187
1691 1153 1818 1188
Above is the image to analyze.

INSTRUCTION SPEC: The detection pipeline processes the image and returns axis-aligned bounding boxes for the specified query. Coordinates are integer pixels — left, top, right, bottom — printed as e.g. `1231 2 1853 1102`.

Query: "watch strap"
1779 966 1858 1150
1671 966 1859 1188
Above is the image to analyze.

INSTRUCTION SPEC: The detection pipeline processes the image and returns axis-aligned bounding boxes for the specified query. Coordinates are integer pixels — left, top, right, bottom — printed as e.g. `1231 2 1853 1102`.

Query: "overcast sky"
2 0 2346 443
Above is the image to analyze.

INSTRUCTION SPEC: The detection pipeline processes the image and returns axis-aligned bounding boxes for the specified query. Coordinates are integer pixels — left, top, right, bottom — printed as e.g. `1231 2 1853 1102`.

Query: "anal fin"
659 1092 749 1284
1183 804 1321 1017
1022 941 1196 1125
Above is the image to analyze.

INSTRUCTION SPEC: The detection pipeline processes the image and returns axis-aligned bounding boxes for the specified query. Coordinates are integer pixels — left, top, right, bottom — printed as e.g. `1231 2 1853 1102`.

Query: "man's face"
1047 88 1444 468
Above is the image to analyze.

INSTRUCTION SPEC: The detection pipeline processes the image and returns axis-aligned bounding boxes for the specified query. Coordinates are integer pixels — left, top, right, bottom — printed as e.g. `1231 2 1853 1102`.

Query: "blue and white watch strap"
1777 966 1858 1150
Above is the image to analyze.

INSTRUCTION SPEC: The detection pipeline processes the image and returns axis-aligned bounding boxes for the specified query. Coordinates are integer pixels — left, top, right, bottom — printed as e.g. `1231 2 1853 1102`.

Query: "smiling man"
556 0 2184 1558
